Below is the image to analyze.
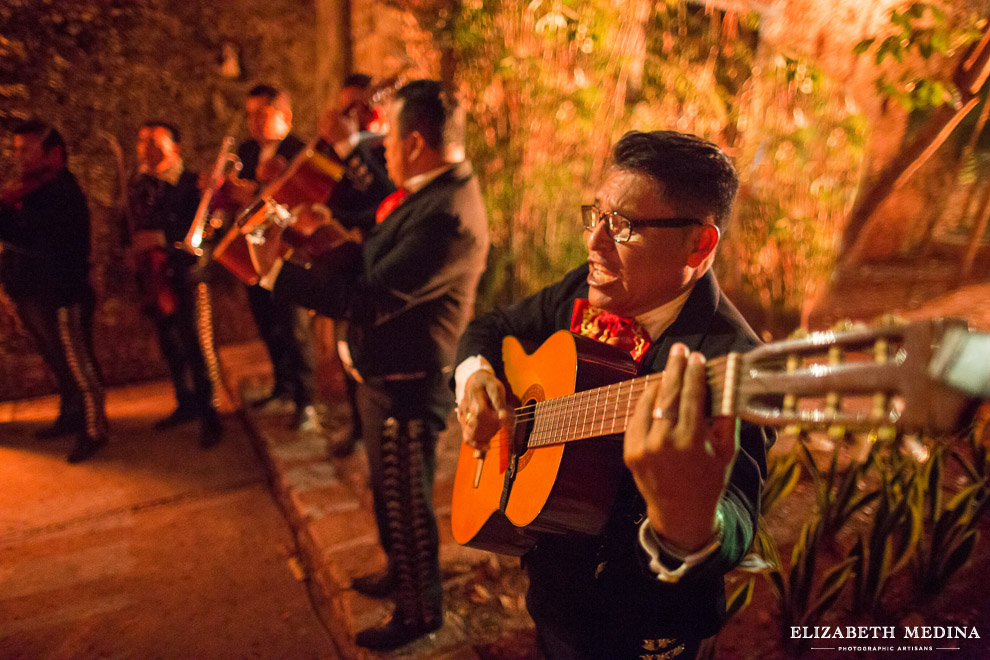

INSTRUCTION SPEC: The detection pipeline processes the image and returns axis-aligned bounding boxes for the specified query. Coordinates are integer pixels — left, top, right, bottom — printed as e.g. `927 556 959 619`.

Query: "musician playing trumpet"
126 121 221 447
455 131 773 659
0 119 108 463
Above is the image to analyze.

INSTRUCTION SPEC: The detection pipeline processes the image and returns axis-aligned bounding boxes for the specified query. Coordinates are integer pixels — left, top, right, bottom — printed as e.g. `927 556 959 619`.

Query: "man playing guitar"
455 130 773 659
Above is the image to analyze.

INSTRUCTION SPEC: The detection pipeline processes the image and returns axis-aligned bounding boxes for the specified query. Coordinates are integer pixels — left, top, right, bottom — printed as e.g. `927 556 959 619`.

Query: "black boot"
153 403 199 430
67 435 107 464
354 613 442 651
350 569 395 598
199 409 222 449
330 436 358 458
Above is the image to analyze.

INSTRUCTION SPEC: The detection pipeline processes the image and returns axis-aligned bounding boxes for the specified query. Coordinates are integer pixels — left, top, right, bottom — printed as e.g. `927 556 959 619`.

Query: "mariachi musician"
250 80 489 651
126 121 222 447
220 83 321 432
321 72 396 457
455 131 772 659
0 119 108 463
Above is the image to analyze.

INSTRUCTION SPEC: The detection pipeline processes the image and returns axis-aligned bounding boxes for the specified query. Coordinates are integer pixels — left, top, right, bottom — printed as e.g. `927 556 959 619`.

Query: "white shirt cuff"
454 354 495 406
258 257 285 291
638 509 723 583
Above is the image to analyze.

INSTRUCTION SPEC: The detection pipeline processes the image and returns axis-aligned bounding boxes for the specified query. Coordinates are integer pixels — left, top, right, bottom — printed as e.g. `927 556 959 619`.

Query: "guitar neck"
518 316 990 448
520 355 739 448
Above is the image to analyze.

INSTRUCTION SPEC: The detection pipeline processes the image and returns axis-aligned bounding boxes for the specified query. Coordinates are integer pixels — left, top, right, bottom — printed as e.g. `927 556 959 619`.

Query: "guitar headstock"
729 317 981 437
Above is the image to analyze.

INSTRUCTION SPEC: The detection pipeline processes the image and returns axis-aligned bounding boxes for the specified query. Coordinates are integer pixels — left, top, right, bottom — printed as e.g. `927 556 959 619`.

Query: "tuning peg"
784 424 804 438
875 426 898 443
876 313 907 327
827 424 848 440
831 319 852 333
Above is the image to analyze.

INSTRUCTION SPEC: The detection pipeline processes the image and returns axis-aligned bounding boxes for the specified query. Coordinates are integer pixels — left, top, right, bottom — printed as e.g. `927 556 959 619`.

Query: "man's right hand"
457 369 512 453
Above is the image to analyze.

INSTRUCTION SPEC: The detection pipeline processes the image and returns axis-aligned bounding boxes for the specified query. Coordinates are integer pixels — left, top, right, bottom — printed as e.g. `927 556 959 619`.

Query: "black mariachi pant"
150 278 214 415
15 293 107 439
245 283 315 408
356 372 451 624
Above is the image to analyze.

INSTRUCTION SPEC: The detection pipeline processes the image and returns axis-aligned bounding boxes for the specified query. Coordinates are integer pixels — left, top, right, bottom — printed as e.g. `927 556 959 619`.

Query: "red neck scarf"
570 299 651 361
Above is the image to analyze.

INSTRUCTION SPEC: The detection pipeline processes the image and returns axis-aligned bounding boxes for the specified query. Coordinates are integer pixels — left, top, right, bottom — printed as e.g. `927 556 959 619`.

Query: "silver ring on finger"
652 406 676 422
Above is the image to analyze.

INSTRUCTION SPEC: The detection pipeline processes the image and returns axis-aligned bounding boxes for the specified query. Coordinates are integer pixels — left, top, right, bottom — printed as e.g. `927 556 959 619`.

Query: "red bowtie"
570 299 651 361
375 187 410 223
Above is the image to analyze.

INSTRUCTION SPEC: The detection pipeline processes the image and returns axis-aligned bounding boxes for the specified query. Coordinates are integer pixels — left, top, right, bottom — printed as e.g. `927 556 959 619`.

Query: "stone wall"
0 0 320 400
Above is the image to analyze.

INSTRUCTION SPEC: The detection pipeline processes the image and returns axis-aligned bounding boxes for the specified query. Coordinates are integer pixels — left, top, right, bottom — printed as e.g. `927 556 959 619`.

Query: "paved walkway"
227 343 536 659
0 358 339 659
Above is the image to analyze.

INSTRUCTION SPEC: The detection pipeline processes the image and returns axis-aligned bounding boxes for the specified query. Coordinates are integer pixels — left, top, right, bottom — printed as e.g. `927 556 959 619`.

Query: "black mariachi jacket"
0 169 92 304
327 133 395 235
275 160 489 380
455 265 773 653
236 134 306 183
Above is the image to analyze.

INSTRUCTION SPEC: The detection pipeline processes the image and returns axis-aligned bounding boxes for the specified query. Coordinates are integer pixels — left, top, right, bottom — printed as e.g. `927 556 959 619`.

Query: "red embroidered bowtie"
570 299 651 361
375 187 410 223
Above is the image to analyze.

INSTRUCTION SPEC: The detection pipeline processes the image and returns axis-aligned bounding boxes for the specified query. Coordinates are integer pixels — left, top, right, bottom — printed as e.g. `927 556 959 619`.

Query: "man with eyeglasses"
455 130 772 659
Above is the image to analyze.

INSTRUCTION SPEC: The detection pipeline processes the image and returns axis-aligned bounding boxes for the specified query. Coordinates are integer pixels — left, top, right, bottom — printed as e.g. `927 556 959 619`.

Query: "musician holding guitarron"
219 84 322 433
454 131 773 659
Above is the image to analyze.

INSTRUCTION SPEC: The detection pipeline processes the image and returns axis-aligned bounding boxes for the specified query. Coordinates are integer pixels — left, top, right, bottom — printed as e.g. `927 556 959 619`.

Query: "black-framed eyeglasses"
581 204 703 243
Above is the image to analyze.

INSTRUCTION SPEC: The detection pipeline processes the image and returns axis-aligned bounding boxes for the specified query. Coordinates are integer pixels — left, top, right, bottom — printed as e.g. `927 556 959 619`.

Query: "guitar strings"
510 358 729 424
470 358 733 450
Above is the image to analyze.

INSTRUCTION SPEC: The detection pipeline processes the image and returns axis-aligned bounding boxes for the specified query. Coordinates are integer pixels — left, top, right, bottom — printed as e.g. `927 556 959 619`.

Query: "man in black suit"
227 84 320 432
263 80 489 650
321 72 396 457
0 119 108 463
456 131 772 659
127 121 221 447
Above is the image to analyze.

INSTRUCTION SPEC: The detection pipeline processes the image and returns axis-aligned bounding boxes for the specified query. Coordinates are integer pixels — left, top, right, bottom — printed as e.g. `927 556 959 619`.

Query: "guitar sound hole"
514 398 538 470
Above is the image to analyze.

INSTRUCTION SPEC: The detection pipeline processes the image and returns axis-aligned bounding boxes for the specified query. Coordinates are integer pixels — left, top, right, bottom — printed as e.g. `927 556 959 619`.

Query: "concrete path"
239 361 536 659
0 353 339 659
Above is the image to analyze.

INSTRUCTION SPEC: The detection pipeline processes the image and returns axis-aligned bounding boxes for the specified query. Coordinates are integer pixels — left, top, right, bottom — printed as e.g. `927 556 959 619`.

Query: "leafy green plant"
766 519 856 653
453 0 760 309
696 577 755 660
913 446 989 595
853 2 984 113
763 447 803 516
799 439 879 542
723 54 867 331
850 464 922 615
951 420 990 486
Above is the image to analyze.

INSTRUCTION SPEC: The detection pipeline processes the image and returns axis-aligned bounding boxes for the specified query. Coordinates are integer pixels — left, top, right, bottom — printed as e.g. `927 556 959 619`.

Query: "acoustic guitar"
450 318 990 555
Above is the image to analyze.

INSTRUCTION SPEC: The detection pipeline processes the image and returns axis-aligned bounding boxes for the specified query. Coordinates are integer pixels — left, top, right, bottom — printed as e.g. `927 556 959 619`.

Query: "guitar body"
450 331 638 554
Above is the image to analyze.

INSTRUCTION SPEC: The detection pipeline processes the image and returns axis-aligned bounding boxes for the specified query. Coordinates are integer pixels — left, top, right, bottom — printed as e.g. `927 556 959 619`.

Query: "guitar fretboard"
514 357 734 448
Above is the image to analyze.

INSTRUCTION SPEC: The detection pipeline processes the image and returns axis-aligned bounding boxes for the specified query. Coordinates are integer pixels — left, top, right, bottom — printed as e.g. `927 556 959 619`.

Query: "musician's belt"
360 366 453 387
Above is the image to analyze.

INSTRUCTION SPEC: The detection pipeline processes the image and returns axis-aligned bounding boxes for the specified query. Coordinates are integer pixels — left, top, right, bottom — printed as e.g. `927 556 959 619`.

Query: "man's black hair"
13 118 66 156
611 130 739 229
139 120 181 144
247 83 280 101
343 73 372 90
394 79 462 152
247 84 291 113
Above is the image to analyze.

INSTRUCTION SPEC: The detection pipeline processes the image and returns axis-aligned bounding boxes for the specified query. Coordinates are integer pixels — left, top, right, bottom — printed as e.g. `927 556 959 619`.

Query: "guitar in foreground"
451 319 990 555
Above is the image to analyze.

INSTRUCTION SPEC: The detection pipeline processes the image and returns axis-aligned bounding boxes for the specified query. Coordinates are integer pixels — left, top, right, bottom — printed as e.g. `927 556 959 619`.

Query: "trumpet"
178 116 243 257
